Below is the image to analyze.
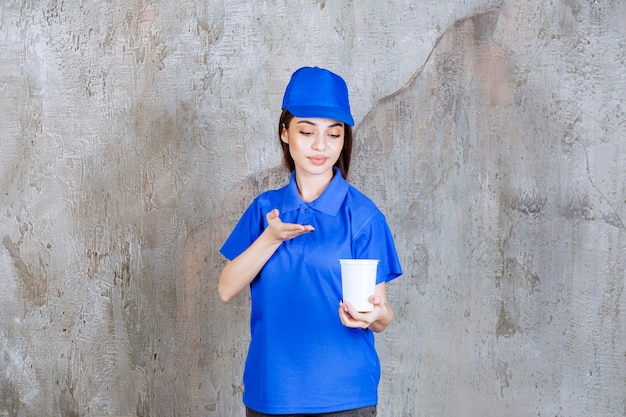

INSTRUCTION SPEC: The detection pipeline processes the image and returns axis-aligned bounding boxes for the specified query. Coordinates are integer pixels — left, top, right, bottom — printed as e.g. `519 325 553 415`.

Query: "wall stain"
495 360 512 397
561 194 594 221
496 256 541 295
138 8 166 70
495 302 519 338
86 248 110 279
0 379 23 416
3 234 48 307
511 192 547 216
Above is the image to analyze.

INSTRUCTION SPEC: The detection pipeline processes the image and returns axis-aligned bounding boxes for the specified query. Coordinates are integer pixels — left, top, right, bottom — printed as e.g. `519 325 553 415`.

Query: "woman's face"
281 117 345 179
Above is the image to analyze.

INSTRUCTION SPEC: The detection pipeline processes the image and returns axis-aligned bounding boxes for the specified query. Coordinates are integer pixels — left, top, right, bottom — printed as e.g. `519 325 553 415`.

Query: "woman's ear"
280 125 289 144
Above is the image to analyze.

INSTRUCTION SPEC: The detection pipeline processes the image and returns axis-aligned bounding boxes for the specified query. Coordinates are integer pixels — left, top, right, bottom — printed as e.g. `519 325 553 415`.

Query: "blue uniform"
220 168 402 414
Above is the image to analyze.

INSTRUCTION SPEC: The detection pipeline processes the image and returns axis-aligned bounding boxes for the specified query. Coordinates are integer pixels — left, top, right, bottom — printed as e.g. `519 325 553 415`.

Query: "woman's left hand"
338 295 389 331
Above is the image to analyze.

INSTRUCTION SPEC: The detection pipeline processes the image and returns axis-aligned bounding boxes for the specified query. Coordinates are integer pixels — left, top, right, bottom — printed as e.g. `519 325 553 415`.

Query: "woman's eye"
300 130 313 136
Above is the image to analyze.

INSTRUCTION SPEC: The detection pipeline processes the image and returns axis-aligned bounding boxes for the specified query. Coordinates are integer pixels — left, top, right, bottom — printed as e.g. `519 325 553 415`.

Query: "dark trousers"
246 405 377 417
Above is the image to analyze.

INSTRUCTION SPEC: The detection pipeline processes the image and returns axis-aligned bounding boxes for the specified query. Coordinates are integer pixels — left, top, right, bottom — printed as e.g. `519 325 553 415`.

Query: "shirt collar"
282 167 349 216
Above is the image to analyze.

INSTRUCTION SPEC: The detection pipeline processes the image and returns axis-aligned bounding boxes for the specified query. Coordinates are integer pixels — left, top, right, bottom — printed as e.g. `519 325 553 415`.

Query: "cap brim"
286 105 355 126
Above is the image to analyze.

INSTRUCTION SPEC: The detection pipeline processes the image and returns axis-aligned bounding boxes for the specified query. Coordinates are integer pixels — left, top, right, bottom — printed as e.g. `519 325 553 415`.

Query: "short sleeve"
353 211 403 284
220 199 265 261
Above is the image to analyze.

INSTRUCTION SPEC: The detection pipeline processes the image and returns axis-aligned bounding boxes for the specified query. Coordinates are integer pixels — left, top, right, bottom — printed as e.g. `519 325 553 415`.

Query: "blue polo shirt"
220 168 402 414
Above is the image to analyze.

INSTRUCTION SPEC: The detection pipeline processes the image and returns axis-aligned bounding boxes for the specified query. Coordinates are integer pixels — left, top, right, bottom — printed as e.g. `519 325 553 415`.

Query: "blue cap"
282 67 354 126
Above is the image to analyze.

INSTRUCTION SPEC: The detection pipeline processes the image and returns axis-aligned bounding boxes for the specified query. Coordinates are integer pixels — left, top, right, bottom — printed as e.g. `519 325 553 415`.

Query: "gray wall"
1 1 625 416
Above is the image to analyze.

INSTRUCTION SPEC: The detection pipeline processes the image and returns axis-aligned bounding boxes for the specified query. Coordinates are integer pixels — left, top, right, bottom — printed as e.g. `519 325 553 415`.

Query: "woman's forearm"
218 232 281 302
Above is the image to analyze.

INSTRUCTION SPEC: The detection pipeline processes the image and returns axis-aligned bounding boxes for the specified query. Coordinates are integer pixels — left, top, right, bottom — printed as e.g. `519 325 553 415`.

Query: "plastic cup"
339 259 379 312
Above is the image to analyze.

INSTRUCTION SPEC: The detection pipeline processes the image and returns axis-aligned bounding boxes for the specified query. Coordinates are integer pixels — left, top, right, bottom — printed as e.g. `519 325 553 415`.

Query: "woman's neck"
295 169 334 202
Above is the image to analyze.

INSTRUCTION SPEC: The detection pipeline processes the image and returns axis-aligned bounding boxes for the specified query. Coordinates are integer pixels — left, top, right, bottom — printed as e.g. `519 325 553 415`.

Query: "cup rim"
338 259 379 264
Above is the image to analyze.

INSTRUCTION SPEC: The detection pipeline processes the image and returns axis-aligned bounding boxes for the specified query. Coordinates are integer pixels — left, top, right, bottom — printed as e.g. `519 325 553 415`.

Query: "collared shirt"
221 168 402 414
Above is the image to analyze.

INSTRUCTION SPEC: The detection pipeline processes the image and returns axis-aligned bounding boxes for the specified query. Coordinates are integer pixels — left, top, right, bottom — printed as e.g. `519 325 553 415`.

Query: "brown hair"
278 109 353 179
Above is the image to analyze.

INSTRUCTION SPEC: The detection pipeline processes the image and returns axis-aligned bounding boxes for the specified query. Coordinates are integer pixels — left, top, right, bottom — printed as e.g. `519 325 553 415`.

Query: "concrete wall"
1 1 624 416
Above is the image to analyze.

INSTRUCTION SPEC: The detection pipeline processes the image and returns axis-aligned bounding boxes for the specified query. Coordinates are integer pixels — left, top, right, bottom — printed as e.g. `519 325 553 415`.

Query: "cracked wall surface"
1 1 625 416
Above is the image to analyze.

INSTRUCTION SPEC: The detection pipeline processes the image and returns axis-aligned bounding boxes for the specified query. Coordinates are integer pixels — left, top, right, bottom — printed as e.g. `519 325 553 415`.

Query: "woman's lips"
308 156 328 166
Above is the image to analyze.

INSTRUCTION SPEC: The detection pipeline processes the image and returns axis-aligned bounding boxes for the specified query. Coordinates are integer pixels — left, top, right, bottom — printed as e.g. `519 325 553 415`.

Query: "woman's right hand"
218 208 313 302
264 209 314 243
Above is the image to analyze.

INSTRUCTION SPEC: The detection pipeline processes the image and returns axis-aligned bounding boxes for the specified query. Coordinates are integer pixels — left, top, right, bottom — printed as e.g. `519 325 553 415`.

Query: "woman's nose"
312 136 326 151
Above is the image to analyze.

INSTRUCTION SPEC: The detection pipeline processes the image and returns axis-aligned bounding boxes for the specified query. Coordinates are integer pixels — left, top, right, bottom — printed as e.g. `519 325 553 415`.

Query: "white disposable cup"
339 259 379 312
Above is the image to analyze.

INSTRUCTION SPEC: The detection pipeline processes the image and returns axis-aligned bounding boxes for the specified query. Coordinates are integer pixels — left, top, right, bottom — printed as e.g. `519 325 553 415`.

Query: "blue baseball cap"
282 67 355 126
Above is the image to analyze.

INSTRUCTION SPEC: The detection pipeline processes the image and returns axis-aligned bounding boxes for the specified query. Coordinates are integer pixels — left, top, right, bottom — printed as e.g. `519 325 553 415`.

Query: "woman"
219 66 403 416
